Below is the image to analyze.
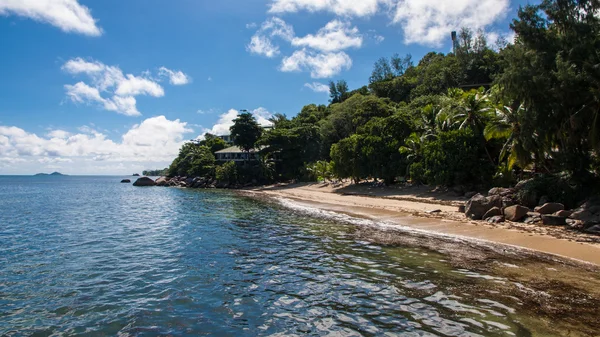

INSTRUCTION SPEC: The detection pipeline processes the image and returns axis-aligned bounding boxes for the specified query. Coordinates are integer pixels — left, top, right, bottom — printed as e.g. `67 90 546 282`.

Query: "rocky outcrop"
488 187 515 197
465 194 503 220
133 177 156 187
534 203 565 215
121 179 131 183
155 177 169 186
504 205 529 222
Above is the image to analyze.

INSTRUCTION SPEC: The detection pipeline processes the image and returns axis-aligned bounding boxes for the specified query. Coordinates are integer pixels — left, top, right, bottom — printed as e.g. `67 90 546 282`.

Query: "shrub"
413 129 494 187
215 161 238 184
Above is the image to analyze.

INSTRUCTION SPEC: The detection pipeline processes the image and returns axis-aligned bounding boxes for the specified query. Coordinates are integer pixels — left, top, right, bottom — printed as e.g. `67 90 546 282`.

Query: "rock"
464 191 478 199
542 215 567 226
538 195 549 206
584 224 600 234
120 179 131 183
524 216 542 224
133 177 156 187
483 207 502 220
155 177 169 186
458 205 466 213
488 187 514 196
534 203 565 215
427 209 442 214
554 210 572 218
504 205 529 222
465 194 503 220
185 177 195 186
502 197 515 209
515 179 533 190
487 215 505 223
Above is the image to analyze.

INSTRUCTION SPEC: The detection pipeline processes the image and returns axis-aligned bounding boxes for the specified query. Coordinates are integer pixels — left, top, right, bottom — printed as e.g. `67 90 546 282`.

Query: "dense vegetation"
167 0 600 199
143 169 168 176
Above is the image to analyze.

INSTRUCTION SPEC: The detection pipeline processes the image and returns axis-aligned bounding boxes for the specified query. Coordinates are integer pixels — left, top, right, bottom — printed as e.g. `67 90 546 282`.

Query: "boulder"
504 205 529 222
133 177 156 187
120 179 131 183
483 207 503 220
524 216 542 224
487 215 505 224
458 205 466 213
554 210 572 218
488 187 514 197
155 176 169 186
542 215 567 226
465 194 503 220
534 203 565 215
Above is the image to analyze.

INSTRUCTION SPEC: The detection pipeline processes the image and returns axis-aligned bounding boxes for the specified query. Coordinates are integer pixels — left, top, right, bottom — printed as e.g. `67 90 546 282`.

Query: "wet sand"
244 182 600 266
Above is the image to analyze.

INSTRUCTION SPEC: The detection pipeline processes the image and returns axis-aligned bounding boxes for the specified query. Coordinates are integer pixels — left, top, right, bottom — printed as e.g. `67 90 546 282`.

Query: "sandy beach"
246 182 600 266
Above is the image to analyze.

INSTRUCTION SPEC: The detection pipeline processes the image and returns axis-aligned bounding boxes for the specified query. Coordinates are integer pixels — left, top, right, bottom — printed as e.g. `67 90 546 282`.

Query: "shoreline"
242 182 600 267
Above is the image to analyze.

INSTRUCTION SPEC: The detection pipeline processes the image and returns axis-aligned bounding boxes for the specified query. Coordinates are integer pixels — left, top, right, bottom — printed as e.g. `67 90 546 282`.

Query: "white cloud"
247 35 281 58
246 17 294 58
391 0 510 46
158 67 191 85
280 49 352 78
304 82 330 93
0 116 193 174
268 0 381 17
0 0 102 36
202 108 274 136
246 22 257 29
291 20 362 52
62 58 185 116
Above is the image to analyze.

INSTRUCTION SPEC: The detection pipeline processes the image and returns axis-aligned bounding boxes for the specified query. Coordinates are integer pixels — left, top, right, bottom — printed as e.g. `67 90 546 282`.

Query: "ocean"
0 175 596 336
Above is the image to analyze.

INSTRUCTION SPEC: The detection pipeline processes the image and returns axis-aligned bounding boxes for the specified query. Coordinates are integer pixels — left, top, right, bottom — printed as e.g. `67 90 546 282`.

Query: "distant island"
34 172 66 176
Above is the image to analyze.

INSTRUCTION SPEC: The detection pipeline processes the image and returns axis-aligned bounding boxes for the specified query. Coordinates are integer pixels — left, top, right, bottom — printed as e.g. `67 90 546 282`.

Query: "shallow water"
0 176 595 336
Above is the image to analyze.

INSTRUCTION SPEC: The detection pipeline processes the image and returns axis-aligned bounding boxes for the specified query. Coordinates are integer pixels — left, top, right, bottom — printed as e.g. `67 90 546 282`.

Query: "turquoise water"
0 176 582 336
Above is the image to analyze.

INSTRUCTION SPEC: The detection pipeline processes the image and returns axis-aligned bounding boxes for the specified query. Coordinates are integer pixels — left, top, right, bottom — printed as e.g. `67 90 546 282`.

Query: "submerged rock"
133 177 156 187
120 179 131 183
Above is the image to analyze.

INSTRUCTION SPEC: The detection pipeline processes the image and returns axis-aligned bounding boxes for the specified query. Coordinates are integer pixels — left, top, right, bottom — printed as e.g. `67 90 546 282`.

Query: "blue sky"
0 0 531 175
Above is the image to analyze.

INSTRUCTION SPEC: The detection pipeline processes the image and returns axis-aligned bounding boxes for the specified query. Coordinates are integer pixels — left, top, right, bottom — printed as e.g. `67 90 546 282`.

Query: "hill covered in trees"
167 0 600 205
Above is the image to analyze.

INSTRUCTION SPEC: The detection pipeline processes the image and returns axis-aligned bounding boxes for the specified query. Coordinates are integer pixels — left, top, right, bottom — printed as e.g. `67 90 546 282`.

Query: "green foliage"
411 129 494 187
329 80 349 104
143 168 168 176
230 112 262 153
168 143 215 177
305 161 334 182
198 133 227 153
215 161 237 184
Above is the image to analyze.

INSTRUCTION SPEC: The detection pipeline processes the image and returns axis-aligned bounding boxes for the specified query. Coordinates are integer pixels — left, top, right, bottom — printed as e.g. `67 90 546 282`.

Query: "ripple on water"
0 176 574 336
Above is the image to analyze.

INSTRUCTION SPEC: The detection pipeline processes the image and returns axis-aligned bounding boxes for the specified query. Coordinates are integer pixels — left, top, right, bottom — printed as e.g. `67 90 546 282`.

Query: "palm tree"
484 103 535 170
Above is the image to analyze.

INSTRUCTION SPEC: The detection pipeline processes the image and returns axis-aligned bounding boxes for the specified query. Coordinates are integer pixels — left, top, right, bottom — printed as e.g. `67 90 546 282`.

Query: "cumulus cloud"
281 49 352 78
158 67 191 85
0 116 193 174
391 0 510 46
304 82 329 93
246 17 295 58
265 0 510 47
291 20 362 52
0 0 102 36
62 58 187 116
202 108 274 137
268 0 381 17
